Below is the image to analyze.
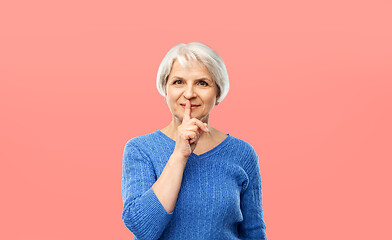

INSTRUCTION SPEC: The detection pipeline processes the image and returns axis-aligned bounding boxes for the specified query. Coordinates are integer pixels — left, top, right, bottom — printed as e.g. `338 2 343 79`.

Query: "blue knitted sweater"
122 130 267 240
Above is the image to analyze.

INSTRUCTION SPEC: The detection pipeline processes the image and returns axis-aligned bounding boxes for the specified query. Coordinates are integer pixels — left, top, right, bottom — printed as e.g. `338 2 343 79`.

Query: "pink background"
1 0 391 239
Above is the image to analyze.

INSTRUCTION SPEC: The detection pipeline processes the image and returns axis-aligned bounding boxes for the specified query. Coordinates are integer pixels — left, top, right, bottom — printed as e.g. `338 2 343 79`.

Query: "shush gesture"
173 99 210 159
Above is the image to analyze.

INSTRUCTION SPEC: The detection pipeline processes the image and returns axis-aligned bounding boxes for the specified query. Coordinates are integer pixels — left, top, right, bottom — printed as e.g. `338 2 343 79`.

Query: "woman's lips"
180 104 200 109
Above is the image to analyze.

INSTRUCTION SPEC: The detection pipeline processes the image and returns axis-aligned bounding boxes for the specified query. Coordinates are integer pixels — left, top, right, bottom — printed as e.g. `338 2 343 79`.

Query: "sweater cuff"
145 187 175 216
129 187 174 239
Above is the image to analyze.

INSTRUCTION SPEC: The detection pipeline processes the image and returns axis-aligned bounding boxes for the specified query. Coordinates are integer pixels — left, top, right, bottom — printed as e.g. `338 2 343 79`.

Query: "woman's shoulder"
122 130 163 162
225 132 256 151
226 133 260 169
210 128 256 152
123 130 160 149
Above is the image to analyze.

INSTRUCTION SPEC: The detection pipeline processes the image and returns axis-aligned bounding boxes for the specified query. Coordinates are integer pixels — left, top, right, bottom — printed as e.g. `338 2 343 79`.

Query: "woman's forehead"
171 59 209 75
173 58 207 69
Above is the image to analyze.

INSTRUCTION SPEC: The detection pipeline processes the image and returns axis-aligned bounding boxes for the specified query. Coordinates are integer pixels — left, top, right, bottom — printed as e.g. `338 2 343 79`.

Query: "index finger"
183 99 191 122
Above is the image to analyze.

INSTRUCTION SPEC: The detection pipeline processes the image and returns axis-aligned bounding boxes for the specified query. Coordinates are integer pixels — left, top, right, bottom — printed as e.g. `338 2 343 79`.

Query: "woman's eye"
199 81 208 86
172 80 208 86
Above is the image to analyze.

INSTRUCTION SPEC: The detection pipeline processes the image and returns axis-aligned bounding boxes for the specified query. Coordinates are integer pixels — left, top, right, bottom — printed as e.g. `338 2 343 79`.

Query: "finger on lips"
183 99 209 133
183 99 191 121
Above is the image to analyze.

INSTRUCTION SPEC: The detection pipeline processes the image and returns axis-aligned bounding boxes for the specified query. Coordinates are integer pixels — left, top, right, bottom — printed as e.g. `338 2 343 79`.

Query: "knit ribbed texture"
122 130 267 240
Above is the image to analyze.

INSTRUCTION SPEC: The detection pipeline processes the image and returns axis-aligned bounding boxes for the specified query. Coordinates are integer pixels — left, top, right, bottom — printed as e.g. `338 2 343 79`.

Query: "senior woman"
122 42 267 239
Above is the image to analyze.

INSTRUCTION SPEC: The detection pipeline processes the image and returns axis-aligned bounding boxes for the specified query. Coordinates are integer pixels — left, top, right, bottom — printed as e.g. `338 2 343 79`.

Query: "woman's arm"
152 151 187 214
122 100 206 239
122 142 185 240
238 146 268 240
152 100 207 212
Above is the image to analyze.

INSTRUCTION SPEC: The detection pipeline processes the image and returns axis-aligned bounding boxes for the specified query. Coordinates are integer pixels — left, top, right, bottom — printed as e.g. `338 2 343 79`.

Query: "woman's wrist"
170 150 189 165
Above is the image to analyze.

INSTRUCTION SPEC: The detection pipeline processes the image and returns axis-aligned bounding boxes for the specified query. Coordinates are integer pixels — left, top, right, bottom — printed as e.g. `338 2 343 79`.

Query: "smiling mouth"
180 104 200 108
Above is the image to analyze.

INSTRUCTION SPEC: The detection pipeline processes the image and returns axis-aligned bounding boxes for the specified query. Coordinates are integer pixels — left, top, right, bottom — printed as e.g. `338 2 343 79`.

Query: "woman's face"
165 59 219 122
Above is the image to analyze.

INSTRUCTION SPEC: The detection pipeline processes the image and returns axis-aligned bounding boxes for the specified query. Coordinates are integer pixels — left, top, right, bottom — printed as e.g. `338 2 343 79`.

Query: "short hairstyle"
156 42 229 104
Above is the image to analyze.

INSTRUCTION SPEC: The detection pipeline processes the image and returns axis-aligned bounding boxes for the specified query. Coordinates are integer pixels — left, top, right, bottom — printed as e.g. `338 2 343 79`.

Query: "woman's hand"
173 99 209 159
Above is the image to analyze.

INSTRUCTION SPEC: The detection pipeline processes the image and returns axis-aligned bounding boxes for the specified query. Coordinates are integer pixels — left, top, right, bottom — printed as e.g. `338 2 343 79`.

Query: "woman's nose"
183 86 197 99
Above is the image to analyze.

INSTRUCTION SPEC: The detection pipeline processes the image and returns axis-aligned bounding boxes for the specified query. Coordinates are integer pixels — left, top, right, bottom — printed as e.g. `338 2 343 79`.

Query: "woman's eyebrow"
171 76 212 82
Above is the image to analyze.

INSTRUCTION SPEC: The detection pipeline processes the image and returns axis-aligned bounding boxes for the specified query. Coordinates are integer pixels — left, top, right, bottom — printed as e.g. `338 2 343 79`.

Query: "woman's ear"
215 88 221 105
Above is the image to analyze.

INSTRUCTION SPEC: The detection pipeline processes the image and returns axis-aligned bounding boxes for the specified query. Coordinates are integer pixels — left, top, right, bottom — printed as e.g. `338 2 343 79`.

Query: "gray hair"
156 42 229 104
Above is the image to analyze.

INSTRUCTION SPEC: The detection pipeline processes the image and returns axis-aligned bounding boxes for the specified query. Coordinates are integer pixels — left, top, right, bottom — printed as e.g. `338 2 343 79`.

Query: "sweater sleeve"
121 141 174 240
238 146 268 240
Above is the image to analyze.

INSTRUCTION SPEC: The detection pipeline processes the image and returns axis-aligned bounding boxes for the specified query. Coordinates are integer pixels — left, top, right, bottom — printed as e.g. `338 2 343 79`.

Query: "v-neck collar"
155 129 232 159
